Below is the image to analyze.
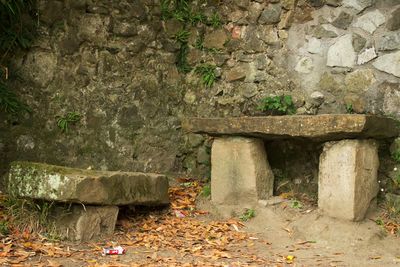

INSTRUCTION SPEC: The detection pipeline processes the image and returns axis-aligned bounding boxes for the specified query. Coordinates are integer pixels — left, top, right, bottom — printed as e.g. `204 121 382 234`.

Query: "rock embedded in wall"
313 25 338 38
352 33 367 52
78 14 110 44
352 10 385 34
386 6 400 31
343 93 366 113
20 50 58 88
204 29 229 49
258 4 282 24
332 11 353 29
295 57 314 73
382 82 400 116
344 69 376 93
376 31 400 51
327 34 356 68
357 47 377 64
372 51 400 77
342 0 374 13
307 37 323 54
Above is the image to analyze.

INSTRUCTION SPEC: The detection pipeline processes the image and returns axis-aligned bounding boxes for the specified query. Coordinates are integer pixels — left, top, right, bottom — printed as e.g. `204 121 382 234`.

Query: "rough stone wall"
1 0 400 180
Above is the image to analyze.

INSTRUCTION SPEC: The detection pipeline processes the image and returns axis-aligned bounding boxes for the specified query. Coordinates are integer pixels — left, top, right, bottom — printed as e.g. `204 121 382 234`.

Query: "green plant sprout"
258 95 296 115
240 208 256 222
0 80 30 114
206 12 222 28
174 29 190 43
195 64 217 87
201 184 211 197
291 199 303 209
56 112 81 133
345 103 354 114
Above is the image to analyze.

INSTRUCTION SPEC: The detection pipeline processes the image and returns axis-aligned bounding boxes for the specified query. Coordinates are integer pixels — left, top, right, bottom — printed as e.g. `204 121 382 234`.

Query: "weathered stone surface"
343 93 366 113
295 57 314 73
327 34 356 68
353 10 385 34
182 115 400 141
382 82 400 116
352 33 366 52
53 205 119 241
332 11 353 29
313 25 338 39
376 31 400 51
345 69 376 93
372 51 400 77
204 29 229 49
342 0 373 13
309 0 326 7
258 4 282 24
7 162 170 205
357 47 377 65
307 37 323 54
211 137 274 205
386 7 400 31
326 0 342 6
318 139 379 221
20 51 57 87
78 14 110 43
224 66 247 82
318 72 343 93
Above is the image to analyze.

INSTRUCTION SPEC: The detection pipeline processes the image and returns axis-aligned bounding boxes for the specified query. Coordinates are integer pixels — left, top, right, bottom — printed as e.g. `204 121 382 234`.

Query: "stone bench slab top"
7 161 169 206
182 114 399 141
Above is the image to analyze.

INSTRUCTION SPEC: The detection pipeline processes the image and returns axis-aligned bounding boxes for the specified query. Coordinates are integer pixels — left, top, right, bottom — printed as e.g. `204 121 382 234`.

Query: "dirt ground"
1 180 399 267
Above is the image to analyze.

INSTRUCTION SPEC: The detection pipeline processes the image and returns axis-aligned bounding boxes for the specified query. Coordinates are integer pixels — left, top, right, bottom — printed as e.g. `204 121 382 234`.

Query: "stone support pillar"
52 205 119 241
211 137 274 205
318 139 379 221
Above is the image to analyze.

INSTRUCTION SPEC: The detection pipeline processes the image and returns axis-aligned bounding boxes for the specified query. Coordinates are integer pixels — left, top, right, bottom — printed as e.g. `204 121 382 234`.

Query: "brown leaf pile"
0 179 275 266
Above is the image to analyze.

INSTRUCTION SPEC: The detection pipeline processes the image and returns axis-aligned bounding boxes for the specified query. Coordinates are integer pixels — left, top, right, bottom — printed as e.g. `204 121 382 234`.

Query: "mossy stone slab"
182 114 399 141
7 161 169 205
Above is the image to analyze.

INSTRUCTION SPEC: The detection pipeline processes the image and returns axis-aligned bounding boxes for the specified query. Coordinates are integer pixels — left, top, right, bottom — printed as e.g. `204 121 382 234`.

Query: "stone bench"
6 161 169 241
182 114 399 221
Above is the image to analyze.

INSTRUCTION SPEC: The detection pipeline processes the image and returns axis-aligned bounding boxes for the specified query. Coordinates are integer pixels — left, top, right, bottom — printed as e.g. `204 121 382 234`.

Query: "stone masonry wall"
1 0 400 181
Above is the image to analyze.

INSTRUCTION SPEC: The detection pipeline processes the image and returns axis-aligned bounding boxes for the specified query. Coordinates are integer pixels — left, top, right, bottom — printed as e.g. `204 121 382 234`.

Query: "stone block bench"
7 161 169 241
182 114 399 221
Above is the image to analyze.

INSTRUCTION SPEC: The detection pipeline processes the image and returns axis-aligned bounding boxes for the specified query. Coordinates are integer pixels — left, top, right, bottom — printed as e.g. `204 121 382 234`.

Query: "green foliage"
56 112 81 133
206 12 222 28
201 184 211 197
0 80 30 114
174 29 190 43
0 196 63 240
0 0 36 56
0 0 37 116
176 43 192 73
195 64 217 87
0 221 9 236
258 95 296 115
290 199 303 209
160 0 222 81
345 103 354 114
239 208 255 222
392 150 400 163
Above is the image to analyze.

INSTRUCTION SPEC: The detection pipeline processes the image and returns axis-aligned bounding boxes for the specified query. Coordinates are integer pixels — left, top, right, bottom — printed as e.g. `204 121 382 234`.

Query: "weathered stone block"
318 139 379 221
373 51 400 78
182 115 400 141
53 205 119 241
211 137 274 205
7 162 169 206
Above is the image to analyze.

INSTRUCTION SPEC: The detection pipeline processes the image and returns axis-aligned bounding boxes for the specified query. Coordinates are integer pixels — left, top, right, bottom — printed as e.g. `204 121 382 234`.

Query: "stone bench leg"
211 137 274 205
318 139 379 221
53 205 119 241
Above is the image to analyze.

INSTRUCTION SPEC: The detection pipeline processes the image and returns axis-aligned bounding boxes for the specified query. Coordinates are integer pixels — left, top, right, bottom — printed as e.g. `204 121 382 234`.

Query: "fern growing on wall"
0 0 37 115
